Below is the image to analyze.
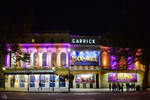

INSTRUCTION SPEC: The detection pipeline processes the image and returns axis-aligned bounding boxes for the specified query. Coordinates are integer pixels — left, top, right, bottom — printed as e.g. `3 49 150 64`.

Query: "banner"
76 74 95 83
70 50 100 66
108 73 137 82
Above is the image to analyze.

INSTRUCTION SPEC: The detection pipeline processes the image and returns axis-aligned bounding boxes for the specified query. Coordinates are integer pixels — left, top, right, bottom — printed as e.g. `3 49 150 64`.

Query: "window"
59 75 65 87
60 39 64 43
33 53 37 67
19 75 25 88
60 52 66 66
42 52 47 67
51 39 54 43
51 52 56 66
29 75 35 87
10 75 15 88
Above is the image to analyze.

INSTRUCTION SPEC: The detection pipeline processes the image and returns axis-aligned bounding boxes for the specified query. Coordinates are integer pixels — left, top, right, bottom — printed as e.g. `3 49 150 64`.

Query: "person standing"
39 82 41 91
109 83 112 92
112 83 114 92
121 83 124 92
118 83 121 92
126 83 129 91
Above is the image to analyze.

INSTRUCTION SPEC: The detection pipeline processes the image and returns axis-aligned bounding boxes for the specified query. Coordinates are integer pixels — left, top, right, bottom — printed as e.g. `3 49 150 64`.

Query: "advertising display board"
70 50 100 66
76 74 95 83
108 73 137 82
30 75 35 87
19 75 25 88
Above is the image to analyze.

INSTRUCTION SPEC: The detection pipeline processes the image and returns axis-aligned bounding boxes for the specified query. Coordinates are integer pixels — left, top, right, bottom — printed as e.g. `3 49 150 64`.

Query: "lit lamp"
68 48 71 52
2 67 6 71
52 66 55 93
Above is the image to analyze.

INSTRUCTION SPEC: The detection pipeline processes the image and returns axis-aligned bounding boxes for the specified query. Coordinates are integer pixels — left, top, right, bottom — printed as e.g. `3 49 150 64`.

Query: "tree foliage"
102 32 150 90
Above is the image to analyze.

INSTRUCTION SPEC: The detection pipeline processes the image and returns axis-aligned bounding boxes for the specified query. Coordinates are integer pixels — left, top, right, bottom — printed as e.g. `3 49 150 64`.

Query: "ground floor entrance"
70 72 101 89
4 74 68 92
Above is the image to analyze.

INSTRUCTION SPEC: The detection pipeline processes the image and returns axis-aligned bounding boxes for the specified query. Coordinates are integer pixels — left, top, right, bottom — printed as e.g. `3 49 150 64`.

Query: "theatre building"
3 33 145 91
69 35 101 88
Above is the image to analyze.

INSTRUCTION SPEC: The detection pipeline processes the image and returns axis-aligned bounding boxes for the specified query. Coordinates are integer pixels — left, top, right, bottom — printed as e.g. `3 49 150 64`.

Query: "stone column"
46 48 49 68
36 49 39 68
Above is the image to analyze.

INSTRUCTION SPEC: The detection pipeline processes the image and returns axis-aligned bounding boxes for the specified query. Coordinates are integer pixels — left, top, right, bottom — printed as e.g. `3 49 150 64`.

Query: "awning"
4 70 53 74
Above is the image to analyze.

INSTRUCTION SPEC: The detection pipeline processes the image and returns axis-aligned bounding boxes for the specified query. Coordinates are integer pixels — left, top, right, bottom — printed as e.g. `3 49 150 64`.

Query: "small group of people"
109 82 137 92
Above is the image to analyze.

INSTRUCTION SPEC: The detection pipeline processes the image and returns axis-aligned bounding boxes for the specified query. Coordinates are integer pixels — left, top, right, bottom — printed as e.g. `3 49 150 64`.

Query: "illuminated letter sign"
70 50 100 66
71 38 96 44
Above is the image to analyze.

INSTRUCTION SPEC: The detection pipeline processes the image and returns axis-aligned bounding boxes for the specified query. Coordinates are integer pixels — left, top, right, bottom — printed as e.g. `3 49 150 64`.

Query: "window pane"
42 52 47 67
51 53 56 66
60 52 66 66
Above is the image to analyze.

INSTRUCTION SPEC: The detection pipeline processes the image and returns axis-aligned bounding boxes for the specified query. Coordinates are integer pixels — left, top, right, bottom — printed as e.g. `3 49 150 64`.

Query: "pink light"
5 54 9 68
19 43 71 48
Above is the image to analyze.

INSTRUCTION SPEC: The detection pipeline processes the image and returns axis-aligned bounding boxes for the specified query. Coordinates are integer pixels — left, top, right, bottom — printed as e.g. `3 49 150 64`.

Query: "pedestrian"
109 83 112 92
39 82 41 91
126 83 129 91
118 83 121 92
114 83 117 92
121 83 124 92
112 83 114 92
133 83 135 91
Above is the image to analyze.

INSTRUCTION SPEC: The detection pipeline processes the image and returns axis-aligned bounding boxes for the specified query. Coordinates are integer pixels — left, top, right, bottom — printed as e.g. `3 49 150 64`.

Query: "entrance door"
96 74 99 88
50 74 55 87
10 75 15 88
39 75 45 88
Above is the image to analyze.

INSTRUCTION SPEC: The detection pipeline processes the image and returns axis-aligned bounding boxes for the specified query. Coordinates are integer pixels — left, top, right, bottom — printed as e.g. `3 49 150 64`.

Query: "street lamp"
52 66 55 93
68 67 70 92
68 48 71 92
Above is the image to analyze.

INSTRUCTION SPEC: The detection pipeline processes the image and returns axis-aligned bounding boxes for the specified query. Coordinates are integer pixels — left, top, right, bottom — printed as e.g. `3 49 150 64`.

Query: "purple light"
6 43 71 69
110 56 118 70
19 43 71 48
5 54 9 68
70 35 81 38
127 57 134 70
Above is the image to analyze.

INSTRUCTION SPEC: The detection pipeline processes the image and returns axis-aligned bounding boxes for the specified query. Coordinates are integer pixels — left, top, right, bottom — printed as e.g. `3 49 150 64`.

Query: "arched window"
60 52 66 66
51 52 56 67
42 52 47 67
33 53 37 67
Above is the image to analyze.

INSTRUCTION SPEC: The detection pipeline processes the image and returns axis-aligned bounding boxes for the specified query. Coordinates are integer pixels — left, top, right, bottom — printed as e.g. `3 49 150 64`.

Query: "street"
0 92 150 100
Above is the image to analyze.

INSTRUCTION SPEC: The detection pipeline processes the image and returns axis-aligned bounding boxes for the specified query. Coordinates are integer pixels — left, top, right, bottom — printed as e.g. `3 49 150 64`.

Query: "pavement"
0 91 150 100
0 88 149 93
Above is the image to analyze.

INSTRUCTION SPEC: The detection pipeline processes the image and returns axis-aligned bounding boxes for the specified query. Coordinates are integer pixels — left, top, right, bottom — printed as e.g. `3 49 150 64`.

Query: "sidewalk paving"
1 88 149 93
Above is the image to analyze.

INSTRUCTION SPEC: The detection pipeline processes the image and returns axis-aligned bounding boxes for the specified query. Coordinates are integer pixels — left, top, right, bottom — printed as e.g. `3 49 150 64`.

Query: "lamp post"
68 48 71 92
68 67 70 92
52 66 55 93
2 67 6 91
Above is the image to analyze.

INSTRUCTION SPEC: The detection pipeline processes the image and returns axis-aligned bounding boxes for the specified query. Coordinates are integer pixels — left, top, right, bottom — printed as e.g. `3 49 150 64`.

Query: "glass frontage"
60 52 66 66
74 74 97 88
19 75 25 88
59 75 65 87
10 75 15 88
50 74 55 87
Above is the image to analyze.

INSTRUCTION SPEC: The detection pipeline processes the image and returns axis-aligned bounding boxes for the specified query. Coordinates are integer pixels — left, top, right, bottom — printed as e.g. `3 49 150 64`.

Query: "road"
0 92 150 100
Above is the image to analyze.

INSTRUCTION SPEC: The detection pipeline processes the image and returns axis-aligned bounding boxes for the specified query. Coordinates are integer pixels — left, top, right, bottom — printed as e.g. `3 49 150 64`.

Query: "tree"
102 32 150 90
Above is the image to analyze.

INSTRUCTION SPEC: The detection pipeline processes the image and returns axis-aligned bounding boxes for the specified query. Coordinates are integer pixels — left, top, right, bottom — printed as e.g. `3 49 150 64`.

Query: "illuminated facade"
3 33 145 91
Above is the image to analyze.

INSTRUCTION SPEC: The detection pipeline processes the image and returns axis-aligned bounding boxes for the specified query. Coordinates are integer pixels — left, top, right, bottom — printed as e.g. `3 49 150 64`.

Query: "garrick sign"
71 38 96 44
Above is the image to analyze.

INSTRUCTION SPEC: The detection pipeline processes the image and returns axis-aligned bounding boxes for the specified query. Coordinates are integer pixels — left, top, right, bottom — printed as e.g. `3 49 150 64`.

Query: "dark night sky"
0 0 149 38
